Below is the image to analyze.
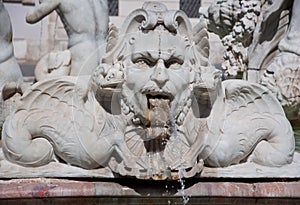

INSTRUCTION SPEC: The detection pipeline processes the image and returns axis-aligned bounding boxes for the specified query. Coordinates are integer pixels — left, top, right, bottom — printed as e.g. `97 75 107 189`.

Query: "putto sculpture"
26 0 109 76
0 2 296 179
0 0 23 128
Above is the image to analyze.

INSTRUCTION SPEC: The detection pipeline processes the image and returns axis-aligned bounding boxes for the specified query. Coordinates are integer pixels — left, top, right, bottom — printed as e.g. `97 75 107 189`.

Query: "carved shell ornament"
1 2 295 180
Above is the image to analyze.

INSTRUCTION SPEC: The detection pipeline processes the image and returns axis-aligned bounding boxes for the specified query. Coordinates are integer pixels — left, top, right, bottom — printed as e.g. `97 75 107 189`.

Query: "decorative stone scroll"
0 2 296 180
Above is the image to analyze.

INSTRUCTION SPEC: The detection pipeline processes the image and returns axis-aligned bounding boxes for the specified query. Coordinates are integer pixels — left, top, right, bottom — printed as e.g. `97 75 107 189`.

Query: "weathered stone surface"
0 159 114 179
34 50 71 81
0 178 139 198
0 152 299 179
201 152 300 178
181 181 300 198
0 178 299 199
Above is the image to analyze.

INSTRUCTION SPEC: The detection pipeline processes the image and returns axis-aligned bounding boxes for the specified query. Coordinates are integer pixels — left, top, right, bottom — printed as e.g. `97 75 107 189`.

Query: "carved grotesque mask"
122 26 194 132
91 2 209 177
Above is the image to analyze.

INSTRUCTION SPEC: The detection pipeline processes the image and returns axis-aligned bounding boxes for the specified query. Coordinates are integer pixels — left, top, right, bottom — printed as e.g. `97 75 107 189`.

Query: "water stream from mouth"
169 105 190 205
145 97 190 203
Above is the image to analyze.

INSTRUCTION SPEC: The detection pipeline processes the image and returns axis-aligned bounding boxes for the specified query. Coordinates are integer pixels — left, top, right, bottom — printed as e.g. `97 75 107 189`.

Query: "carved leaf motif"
223 79 283 116
192 16 210 66
106 23 119 53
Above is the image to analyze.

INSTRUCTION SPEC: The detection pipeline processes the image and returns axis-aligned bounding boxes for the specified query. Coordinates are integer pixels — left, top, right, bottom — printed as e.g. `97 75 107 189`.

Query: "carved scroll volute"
163 10 193 39
102 2 193 65
102 8 156 65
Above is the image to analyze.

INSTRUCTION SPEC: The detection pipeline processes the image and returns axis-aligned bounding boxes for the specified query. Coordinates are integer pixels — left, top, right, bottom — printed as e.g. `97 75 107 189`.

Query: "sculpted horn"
163 10 193 38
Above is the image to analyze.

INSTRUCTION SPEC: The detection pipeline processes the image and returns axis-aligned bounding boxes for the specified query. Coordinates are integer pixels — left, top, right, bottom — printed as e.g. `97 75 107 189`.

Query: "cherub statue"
1 2 295 179
26 0 109 76
0 0 23 128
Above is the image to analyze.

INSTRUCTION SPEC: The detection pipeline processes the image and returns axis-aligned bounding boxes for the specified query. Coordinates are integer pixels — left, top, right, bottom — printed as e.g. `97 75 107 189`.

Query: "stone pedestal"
0 178 299 205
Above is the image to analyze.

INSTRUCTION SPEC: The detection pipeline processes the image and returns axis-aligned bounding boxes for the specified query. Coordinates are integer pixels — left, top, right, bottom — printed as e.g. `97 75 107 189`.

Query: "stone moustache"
1 2 295 180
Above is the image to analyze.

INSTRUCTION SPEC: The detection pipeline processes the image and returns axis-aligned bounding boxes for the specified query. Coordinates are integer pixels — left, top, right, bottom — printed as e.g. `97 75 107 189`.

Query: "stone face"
0 1 297 180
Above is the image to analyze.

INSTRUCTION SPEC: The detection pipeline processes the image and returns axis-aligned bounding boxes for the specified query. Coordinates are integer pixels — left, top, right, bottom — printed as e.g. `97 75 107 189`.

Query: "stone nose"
150 59 169 87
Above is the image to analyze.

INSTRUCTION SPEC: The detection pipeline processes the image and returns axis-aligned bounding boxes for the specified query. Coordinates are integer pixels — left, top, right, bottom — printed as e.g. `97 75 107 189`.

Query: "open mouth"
145 90 174 109
146 93 172 110
144 92 174 140
145 92 174 125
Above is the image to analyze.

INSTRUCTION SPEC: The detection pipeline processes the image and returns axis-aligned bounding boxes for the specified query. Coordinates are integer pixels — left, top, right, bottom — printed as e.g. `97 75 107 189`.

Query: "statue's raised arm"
0 0 22 79
26 0 109 76
26 0 60 23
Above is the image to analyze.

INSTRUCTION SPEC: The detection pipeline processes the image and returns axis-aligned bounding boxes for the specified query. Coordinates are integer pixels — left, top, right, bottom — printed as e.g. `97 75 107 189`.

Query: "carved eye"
165 58 183 69
135 58 155 68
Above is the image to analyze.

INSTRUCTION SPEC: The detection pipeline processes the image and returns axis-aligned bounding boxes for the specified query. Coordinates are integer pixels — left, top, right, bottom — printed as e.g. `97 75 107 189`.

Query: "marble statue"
0 0 23 129
0 2 296 180
207 0 299 122
207 0 262 78
258 0 300 122
26 0 109 76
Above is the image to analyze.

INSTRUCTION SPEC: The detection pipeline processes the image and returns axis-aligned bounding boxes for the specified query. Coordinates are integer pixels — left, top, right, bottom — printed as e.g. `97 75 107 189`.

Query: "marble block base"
0 178 300 205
